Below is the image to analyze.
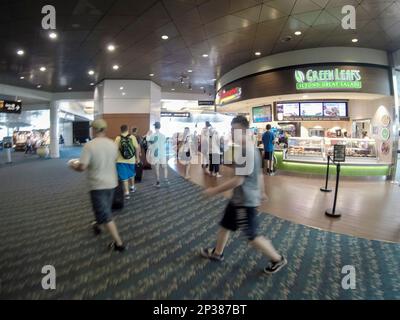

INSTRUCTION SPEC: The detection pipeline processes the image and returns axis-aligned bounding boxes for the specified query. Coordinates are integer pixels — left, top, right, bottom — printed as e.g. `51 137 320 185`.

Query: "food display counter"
275 137 391 177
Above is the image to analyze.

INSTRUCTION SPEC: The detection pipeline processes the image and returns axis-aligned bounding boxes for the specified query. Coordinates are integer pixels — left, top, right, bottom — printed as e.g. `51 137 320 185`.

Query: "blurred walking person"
179 127 193 180
69 119 125 252
147 122 169 188
201 116 286 274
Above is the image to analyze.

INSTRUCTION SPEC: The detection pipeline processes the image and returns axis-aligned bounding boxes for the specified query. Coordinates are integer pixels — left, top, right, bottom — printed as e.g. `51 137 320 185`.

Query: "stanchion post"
326 162 342 218
320 155 332 193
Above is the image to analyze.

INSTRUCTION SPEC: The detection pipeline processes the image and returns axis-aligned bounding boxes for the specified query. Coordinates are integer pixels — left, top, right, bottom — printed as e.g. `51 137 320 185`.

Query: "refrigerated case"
285 137 379 163
286 137 324 161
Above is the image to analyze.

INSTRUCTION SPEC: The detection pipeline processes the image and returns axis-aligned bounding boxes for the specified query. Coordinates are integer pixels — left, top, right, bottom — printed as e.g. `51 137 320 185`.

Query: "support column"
94 80 161 138
50 100 60 159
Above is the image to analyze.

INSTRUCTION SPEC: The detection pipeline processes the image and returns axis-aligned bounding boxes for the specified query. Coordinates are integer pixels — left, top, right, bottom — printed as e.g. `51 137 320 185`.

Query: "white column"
50 100 60 158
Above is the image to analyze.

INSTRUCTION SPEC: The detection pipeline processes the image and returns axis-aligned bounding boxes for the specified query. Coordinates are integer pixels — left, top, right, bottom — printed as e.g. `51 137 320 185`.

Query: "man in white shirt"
147 122 169 188
69 119 125 252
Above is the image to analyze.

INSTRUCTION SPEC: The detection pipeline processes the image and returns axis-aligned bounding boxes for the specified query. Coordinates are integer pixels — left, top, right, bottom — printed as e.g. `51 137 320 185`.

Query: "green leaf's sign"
295 69 362 90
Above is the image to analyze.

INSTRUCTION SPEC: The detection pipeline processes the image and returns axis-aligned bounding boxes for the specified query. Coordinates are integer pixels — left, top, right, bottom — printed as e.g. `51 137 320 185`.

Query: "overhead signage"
161 112 191 118
216 87 242 105
0 100 22 114
295 68 362 90
198 101 215 106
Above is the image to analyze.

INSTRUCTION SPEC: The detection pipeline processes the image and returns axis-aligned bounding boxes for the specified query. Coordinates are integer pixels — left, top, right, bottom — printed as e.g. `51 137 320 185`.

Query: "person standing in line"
179 127 193 180
147 122 169 188
115 125 141 200
201 115 286 274
69 119 125 252
209 127 223 178
262 124 275 176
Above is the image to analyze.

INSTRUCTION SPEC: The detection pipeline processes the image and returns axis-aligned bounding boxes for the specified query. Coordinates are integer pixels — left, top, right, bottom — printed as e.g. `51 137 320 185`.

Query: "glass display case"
285 137 378 163
325 138 377 160
286 137 324 160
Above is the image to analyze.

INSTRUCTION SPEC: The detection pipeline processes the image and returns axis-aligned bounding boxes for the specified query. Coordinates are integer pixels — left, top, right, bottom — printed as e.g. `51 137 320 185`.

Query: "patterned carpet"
0 148 399 300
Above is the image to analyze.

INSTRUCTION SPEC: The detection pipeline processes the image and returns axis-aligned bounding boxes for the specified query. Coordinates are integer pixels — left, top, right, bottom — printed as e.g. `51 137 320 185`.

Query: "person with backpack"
115 125 140 200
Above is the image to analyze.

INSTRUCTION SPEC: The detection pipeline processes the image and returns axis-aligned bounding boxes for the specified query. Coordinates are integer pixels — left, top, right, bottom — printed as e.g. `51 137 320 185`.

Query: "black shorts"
264 151 273 161
90 189 115 225
220 202 258 241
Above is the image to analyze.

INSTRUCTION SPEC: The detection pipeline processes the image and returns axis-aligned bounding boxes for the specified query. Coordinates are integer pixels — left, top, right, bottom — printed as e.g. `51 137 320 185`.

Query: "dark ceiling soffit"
218 62 392 93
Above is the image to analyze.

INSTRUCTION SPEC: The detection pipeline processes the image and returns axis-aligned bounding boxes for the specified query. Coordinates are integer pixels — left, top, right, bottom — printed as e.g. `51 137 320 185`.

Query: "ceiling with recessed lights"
0 0 400 95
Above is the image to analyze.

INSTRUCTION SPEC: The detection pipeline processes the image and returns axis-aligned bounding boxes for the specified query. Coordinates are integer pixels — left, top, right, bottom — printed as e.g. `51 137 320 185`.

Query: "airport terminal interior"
1 0 400 301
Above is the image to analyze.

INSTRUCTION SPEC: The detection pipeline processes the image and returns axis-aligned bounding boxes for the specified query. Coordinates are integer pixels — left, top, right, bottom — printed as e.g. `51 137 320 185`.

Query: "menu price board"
0 100 22 114
333 145 346 162
300 102 323 117
276 101 349 121
324 102 347 117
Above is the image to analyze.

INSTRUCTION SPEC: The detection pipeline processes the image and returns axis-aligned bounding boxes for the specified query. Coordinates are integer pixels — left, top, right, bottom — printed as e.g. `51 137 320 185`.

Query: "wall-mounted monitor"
252 105 272 123
323 102 348 117
300 102 323 117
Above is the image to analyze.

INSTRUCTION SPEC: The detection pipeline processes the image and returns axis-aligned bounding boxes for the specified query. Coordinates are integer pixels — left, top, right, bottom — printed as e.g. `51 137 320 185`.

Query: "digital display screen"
279 103 300 117
323 102 348 117
253 105 272 123
300 102 323 117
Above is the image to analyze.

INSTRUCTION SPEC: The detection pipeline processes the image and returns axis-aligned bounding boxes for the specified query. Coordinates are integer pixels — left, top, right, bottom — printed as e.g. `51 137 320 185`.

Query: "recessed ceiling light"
40 67 46 72
113 65 120 70
107 44 116 52
352 38 359 43
255 52 261 56
68 87 72 91
49 32 58 39
17 50 24 56
161 35 169 40
294 31 302 36
88 70 95 75
188 70 193 73
202 54 209 58
171 88 175 91
120 86 124 90
37 85 42 88
149 74 154 77
90 83 95 86
122 92 126 96
20 76 25 80
17 100 22 103
200 87 204 89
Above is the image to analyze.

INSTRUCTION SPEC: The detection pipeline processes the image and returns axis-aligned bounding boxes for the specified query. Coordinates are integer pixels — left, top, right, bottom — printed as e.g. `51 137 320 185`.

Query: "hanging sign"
161 112 191 118
0 100 22 114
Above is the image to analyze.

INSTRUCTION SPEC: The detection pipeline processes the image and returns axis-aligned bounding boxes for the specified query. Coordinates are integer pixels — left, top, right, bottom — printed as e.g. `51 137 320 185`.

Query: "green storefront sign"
295 68 362 90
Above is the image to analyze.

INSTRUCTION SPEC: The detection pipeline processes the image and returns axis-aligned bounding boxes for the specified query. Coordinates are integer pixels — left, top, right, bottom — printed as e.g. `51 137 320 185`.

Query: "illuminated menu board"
323 102 348 117
300 102 323 117
276 101 349 121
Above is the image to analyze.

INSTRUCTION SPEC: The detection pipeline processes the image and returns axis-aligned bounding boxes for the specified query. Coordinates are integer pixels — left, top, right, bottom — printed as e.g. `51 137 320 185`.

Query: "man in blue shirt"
262 124 275 175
